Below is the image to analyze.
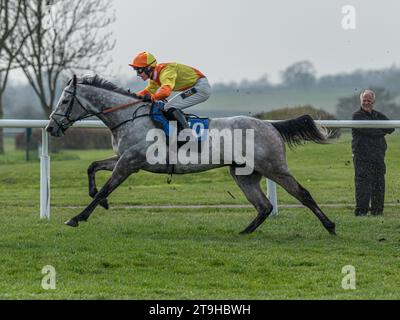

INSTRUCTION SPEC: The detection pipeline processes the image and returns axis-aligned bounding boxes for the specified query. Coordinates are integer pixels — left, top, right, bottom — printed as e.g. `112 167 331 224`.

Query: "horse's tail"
271 115 330 148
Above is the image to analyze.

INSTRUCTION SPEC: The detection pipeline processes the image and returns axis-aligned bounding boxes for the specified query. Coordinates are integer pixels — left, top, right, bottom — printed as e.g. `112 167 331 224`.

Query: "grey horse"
46 75 336 235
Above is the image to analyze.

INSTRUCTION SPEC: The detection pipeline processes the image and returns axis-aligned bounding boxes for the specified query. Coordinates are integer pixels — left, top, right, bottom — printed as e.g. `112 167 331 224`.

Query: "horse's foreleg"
66 156 140 227
87 156 119 209
270 172 336 235
229 167 273 234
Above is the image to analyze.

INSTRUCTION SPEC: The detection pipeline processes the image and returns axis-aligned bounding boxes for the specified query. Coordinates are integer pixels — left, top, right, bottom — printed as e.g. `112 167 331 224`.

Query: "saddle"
149 101 209 144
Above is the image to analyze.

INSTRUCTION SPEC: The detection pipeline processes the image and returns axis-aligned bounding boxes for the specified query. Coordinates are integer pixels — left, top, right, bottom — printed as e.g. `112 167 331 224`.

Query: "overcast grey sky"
107 0 400 84
9 0 400 85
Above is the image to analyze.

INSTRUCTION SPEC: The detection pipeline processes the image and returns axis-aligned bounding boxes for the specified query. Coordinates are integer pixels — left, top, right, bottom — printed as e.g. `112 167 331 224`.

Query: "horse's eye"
62 99 69 104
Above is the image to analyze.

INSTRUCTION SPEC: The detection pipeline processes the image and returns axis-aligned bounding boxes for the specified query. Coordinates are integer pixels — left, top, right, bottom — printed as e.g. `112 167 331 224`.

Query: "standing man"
352 89 395 216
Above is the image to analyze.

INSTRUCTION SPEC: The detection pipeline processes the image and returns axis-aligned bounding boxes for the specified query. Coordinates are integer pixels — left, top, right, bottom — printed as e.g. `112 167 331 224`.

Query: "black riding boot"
170 109 197 142
171 109 189 129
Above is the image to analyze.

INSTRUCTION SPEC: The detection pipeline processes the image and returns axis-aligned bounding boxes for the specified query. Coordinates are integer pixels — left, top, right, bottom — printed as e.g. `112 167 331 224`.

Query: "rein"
109 104 150 131
99 98 152 131
102 100 144 114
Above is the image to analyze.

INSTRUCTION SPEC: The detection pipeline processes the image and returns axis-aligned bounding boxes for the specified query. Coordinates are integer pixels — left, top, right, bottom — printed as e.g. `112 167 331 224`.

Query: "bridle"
50 79 94 133
50 77 149 133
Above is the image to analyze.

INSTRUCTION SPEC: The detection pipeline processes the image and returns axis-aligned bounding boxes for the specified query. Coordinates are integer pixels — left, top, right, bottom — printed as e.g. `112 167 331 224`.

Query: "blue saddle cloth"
150 101 209 141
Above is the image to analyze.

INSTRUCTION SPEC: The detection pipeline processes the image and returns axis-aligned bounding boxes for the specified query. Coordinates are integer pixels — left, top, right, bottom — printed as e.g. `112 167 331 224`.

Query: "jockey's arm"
137 88 150 97
151 65 177 101
137 85 172 101
136 80 159 97
152 85 173 101
136 65 177 101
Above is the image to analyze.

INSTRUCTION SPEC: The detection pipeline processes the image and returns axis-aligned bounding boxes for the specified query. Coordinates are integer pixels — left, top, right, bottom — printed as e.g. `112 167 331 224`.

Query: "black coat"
351 108 395 163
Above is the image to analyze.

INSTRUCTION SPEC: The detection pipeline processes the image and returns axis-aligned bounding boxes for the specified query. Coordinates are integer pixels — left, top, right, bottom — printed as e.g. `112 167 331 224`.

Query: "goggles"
134 67 146 74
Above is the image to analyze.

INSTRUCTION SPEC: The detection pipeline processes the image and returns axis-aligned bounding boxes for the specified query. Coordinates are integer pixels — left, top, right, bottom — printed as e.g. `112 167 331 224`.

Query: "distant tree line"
213 60 400 94
213 60 400 120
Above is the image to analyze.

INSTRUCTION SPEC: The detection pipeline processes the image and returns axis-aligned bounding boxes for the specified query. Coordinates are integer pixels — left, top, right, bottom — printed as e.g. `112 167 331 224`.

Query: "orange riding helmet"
129 52 157 69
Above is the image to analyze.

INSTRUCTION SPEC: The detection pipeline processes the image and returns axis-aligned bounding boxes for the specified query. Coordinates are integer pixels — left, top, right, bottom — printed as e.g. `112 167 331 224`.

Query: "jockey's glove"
142 93 153 102
129 92 141 99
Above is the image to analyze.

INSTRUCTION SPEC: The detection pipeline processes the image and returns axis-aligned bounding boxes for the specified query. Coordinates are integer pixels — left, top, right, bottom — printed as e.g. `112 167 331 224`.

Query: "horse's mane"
75 74 134 98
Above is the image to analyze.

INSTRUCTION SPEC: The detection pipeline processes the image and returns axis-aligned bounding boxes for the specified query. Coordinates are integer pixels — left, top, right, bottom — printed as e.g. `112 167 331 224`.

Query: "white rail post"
266 179 278 216
40 129 50 219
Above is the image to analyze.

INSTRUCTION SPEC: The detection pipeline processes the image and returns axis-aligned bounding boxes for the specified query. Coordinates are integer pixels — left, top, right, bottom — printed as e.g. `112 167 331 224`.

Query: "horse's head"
46 75 92 137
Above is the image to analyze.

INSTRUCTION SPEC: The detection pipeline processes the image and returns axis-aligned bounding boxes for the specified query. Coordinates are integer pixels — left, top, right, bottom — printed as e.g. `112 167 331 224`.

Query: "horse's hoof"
328 228 336 236
99 199 109 210
239 228 253 235
65 219 79 227
240 214 267 235
327 223 336 235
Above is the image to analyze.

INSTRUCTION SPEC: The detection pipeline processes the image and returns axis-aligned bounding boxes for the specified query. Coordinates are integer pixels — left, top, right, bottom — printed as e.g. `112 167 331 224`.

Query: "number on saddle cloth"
187 117 209 141
149 101 209 141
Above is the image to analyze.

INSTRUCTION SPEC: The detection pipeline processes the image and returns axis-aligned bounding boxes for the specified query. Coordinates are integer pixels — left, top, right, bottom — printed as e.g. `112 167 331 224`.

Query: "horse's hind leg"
269 172 336 235
87 155 119 209
229 167 273 234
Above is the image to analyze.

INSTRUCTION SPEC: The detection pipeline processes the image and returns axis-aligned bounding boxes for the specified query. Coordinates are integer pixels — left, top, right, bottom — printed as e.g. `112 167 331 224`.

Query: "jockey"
129 51 211 130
